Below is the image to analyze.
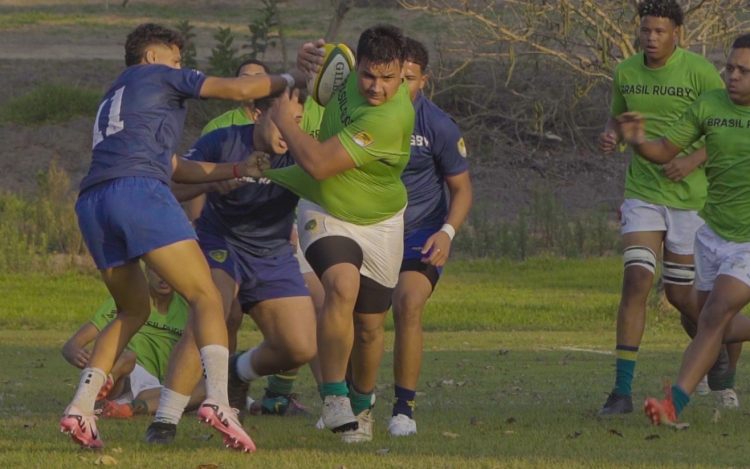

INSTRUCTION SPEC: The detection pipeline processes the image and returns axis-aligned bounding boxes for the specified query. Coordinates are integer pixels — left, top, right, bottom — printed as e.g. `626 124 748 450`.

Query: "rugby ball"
308 43 356 106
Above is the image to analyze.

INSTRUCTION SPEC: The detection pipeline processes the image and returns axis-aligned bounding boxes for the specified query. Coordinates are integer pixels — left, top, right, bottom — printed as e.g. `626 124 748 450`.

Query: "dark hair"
732 33 750 49
125 23 184 66
254 88 308 113
404 37 429 71
637 0 684 26
356 24 406 65
235 59 270 77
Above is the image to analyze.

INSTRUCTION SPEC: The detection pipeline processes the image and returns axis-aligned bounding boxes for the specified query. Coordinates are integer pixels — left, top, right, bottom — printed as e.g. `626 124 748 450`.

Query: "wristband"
440 223 456 241
280 73 295 89
232 163 240 179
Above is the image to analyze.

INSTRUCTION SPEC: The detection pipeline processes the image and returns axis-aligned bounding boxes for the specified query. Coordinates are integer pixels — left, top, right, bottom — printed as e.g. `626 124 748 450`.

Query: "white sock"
153 388 191 425
237 347 262 383
69 367 107 414
200 344 230 405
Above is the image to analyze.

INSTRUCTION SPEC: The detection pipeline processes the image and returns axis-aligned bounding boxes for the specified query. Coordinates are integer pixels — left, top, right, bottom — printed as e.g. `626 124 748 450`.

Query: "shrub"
0 84 100 125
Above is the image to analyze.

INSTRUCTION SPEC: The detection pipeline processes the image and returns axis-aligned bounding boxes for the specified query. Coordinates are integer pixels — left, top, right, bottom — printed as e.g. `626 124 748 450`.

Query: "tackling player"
59 23 305 451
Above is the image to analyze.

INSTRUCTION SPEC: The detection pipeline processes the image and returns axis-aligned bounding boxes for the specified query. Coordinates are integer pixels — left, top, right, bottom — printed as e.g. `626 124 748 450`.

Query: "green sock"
614 345 638 396
349 387 374 415
672 385 690 416
266 370 297 397
708 369 736 391
319 381 349 400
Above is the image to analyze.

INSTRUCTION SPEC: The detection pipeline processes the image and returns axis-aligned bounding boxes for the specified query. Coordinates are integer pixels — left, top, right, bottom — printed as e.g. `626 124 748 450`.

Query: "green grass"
1 259 744 467
0 84 101 125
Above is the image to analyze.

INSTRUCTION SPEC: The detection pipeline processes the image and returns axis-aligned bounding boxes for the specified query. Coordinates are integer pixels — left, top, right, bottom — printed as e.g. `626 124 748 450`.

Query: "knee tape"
662 260 695 285
623 246 656 273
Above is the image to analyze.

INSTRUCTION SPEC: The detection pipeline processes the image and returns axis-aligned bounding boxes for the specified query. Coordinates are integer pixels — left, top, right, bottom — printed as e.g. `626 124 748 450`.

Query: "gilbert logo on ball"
308 43 356 106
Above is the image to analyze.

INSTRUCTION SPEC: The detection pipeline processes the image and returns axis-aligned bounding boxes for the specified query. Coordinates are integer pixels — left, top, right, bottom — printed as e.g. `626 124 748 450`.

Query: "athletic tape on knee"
662 260 695 285
623 245 656 273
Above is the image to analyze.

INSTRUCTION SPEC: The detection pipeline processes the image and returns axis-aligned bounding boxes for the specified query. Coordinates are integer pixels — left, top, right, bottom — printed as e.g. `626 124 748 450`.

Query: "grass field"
1 258 748 468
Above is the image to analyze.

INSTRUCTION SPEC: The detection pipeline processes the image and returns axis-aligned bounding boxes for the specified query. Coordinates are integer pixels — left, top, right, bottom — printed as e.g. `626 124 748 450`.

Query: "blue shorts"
197 230 309 311
401 226 443 288
76 177 196 269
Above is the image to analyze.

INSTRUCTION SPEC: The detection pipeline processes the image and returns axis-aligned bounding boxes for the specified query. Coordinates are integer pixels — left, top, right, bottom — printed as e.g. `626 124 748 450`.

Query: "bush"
0 84 101 125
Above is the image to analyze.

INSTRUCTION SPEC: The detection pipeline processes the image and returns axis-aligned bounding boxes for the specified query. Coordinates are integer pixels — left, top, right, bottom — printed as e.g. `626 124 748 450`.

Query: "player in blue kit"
385 38 473 436
60 23 305 452
154 91 317 442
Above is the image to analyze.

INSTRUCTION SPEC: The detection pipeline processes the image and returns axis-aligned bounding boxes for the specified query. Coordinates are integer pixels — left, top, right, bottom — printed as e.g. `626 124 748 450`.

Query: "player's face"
146 268 172 295
725 48 750 106
144 43 182 69
238 63 266 78
403 60 428 102
639 16 678 66
357 58 403 106
255 97 303 155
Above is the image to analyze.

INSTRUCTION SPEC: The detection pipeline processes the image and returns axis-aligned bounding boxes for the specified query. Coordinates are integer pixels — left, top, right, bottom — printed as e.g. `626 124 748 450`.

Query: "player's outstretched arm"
61 323 98 369
269 89 355 180
616 112 683 164
171 152 270 184
199 70 307 102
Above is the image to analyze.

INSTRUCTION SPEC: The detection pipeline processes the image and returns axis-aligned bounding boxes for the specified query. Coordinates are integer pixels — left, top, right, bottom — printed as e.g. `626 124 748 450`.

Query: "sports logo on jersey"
352 131 374 147
209 250 228 263
457 138 467 158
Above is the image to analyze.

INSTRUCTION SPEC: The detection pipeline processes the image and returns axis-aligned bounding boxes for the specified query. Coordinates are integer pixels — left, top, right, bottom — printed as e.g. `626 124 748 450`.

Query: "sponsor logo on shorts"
209 249 228 263
305 219 318 232
457 137 467 158
352 131 374 147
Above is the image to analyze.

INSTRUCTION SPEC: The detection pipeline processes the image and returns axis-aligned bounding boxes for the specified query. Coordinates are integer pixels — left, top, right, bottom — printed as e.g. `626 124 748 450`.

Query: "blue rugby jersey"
80 65 206 192
401 93 469 235
188 124 299 257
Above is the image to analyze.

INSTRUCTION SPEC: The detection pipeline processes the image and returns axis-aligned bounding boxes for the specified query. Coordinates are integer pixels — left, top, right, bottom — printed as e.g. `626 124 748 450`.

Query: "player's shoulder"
417 95 459 132
679 48 714 67
615 52 645 73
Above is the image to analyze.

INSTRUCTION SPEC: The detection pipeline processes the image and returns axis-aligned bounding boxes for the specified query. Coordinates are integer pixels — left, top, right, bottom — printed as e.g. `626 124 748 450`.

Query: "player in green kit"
265 25 414 442
615 33 750 425
597 0 738 416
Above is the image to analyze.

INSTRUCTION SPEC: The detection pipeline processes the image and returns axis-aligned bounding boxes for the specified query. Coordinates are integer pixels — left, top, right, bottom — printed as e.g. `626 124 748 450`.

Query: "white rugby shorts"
694 224 750 291
297 199 404 288
113 364 161 403
620 198 704 255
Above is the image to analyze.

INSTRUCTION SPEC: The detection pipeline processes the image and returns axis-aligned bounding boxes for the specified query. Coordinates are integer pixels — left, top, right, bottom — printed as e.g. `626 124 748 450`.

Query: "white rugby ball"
307 43 356 106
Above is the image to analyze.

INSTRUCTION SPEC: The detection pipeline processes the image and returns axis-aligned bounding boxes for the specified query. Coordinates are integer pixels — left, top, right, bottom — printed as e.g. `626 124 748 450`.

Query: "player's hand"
212 178 249 194
297 39 325 76
616 112 646 145
662 157 693 182
269 88 296 126
598 130 619 155
421 231 452 267
287 69 308 89
67 347 90 369
238 151 270 179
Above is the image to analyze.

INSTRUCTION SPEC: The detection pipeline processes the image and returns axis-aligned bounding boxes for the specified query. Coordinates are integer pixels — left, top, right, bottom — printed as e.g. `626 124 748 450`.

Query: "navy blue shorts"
76 177 196 269
197 230 309 311
401 226 443 288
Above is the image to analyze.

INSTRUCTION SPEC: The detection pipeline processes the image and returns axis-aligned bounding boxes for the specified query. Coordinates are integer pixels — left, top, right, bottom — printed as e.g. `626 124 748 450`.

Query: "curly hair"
124 23 184 66
637 0 684 26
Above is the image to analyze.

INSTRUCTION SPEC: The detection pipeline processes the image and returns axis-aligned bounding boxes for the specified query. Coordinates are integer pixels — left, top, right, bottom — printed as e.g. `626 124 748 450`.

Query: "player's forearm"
678 147 708 172
200 75 289 102
633 138 680 164
61 343 84 368
172 158 236 184
275 114 333 180
445 174 473 232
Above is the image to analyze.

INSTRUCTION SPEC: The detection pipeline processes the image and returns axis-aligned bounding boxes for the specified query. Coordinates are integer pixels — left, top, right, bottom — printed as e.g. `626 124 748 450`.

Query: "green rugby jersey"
611 47 723 209
664 89 750 242
267 73 415 225
301 97 325 138
90 295 189 381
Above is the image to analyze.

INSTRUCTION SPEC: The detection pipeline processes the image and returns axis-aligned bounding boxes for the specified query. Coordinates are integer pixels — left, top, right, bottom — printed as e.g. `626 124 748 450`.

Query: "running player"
59 23 305 451
62 267 203 418
146 91 317 443
616 33 750 425
387 37 472 436
596 0 733 416
266 25 415 442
